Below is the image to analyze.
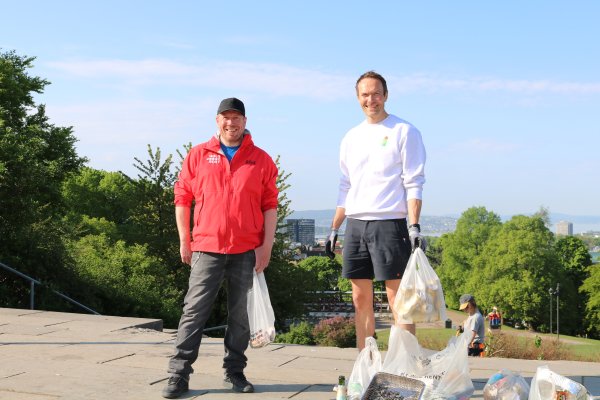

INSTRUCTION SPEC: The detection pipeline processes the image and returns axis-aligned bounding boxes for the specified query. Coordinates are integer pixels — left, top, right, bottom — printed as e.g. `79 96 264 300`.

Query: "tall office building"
556 220 573 236
284 219 315 245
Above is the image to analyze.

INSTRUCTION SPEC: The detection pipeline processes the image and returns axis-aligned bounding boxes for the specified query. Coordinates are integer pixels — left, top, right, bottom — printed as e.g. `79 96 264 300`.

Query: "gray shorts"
342 218 411 281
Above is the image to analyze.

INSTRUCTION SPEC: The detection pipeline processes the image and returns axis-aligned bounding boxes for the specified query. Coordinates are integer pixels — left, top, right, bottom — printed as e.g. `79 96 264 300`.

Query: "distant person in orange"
487 306 502 330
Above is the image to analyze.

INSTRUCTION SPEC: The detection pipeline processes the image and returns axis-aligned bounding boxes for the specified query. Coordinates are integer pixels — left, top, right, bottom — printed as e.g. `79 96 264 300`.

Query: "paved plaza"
1 308 598 399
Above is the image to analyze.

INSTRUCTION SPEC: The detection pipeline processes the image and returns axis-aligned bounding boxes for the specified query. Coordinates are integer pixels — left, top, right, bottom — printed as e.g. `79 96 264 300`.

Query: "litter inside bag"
381 325 474 400
529 365 592 400
247 271 276 348
347 336 382 399
482 369 529 400
362 372 425 400
394 248 447 324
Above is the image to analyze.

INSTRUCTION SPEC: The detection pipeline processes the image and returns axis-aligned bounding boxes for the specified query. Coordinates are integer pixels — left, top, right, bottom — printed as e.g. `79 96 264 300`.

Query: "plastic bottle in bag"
336 375 347 400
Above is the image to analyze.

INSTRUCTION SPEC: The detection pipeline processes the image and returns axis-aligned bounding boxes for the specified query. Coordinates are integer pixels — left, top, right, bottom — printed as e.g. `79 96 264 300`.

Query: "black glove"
408 223 427 252
325 229 338 259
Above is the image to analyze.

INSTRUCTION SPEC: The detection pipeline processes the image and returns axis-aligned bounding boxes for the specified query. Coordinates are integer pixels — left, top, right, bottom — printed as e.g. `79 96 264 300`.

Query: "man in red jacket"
162 98 278 399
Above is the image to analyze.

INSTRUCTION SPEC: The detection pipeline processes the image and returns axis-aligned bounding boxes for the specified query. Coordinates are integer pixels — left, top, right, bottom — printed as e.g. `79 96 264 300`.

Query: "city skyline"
2 2 599 217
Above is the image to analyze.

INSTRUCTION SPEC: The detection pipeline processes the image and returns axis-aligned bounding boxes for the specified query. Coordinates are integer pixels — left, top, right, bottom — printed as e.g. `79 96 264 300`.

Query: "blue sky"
2 1 599 224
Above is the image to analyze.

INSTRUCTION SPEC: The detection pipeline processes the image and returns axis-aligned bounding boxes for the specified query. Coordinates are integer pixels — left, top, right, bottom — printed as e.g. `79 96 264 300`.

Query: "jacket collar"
207 131 254 151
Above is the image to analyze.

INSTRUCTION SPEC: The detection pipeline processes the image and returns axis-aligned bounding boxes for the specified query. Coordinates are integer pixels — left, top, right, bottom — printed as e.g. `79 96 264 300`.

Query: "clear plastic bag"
347 336 382 400
529 365 592 400
382 325 474 400
483 369 529 400
394 248 447 324
247 270 276 348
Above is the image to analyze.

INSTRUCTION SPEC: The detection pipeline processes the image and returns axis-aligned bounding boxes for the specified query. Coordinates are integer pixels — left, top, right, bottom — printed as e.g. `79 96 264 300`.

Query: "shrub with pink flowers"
312 316 356 348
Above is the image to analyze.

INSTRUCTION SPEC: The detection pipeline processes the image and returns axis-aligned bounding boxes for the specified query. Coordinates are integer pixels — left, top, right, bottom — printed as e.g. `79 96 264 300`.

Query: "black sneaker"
223 372 254 393
162 375 189 399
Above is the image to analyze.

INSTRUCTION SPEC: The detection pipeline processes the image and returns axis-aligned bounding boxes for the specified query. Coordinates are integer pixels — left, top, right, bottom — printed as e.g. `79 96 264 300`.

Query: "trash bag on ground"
394 248 447 324
529 365 592 400
347 336 382 400
483 369 529 399
381 325 474 399
247 270 276 348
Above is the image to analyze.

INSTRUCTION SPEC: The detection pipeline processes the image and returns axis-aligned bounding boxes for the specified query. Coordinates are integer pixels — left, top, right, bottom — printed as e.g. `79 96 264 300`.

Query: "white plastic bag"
247 270 276 348
394 248 447 324
347 336 382 399
382 325 474 400
529 365 592 400
483 369 530 400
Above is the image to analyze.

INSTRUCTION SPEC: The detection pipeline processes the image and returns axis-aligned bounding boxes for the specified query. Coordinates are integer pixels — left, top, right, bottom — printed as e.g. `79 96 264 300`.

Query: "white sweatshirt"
336 114 426 220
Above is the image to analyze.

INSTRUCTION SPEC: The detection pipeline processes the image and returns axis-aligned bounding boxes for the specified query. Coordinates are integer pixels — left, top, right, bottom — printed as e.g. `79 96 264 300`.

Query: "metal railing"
0 261 100 315
304 290 391 314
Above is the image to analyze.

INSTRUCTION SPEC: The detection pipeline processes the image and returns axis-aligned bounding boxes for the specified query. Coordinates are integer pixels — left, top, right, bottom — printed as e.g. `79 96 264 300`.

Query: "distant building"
284 219 315 245
556 220 573 236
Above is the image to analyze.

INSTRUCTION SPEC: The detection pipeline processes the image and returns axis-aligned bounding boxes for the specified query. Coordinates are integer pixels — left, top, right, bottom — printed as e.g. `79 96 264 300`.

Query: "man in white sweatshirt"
326 71 426 350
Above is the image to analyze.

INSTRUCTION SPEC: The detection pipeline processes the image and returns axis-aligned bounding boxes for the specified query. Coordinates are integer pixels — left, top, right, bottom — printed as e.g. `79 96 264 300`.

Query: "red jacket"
174 133 278 254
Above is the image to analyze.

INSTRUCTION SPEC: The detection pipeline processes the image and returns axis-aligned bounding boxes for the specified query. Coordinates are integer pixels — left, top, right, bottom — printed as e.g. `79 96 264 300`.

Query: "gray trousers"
167 251 255 378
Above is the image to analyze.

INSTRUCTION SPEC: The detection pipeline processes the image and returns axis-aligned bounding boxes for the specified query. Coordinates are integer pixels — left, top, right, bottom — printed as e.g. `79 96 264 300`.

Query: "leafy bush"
312 316 356 348
275 321 315 345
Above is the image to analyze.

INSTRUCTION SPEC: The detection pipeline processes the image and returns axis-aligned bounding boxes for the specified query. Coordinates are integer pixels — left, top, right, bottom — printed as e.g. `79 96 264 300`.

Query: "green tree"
61 167 136 240
297 256 342 292
555 236 592 284
554 236 592 335
0 49 85 309
437 207 502 308
580 264 600 338
533 206 551 228
127 145 179 267
469 215 562 330
264 157 314 328
67 234 182 326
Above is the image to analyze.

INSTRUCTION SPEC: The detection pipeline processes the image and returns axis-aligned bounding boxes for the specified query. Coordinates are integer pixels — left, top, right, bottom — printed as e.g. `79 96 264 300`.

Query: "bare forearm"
407 198 422 225
262 208 277 247
331 207 346 230
175 206 191 243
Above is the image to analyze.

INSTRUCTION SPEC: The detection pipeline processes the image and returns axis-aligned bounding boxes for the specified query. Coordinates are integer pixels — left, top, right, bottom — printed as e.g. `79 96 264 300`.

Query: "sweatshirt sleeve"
336 137 350 207
400 125 426 200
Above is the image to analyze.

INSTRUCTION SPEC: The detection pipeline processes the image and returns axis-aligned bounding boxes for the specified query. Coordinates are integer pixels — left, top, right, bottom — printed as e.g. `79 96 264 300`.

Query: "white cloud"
390 74 600 95
46 58 600 100
46 59 351 100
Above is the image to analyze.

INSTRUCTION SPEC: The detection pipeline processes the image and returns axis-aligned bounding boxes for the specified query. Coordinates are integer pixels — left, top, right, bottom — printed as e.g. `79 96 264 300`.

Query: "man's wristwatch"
409 223 420 230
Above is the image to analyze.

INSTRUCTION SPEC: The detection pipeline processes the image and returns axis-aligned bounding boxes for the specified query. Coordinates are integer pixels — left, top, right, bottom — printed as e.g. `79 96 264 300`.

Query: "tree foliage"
468 215 562 330
0 49 85 309
61 167 136 240
264 156 314 328
436 207 501 307
67 234 182 326
297 256 342 292
580 264 600 337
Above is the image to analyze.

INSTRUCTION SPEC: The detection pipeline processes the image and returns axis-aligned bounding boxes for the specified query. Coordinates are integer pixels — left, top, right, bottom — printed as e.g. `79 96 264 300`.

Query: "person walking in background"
326 71 427 350
459 294 486 356
162 98 278 398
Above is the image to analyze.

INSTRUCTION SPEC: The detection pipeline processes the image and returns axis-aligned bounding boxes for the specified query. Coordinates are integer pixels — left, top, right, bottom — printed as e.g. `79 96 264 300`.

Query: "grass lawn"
375 326 600 362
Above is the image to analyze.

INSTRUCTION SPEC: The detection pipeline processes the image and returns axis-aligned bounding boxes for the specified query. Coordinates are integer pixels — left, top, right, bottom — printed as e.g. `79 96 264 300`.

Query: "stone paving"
0 307 598 399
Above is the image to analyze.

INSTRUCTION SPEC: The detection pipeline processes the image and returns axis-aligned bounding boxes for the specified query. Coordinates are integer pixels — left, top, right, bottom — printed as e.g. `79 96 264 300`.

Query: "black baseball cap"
217 97 245 116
